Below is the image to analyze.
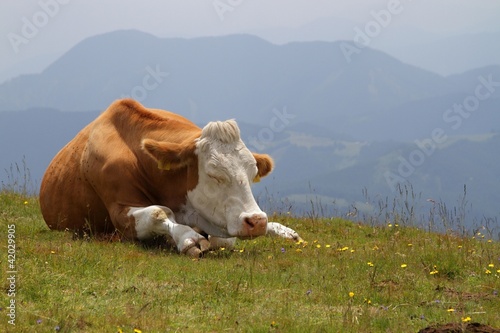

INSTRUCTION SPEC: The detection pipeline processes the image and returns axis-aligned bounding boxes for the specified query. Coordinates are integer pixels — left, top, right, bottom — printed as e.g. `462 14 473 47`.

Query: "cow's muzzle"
240 212 268 238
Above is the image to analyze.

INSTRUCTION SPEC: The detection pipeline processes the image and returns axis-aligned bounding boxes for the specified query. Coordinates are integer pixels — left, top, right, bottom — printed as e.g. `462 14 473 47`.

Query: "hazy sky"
1 0 499 80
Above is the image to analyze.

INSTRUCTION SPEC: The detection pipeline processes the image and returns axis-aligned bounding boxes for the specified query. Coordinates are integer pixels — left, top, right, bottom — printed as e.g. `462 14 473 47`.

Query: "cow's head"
142 119 273 238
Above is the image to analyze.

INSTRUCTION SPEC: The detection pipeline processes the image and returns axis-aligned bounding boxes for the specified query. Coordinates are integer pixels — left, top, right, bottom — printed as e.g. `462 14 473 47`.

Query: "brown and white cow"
40 99 301 256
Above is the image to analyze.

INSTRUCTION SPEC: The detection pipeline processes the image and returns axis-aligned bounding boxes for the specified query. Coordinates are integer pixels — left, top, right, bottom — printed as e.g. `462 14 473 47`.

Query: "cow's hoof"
288 232 303 243
295 236 305 243
182 238 211 258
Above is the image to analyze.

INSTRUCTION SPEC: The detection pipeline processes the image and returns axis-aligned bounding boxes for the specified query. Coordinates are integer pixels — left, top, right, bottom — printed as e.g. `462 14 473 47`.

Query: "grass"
1 191 499 332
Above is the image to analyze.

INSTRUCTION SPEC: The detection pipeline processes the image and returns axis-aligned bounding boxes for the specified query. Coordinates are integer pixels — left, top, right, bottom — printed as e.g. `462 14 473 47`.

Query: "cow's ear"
253 153 273 182
142 139 195 170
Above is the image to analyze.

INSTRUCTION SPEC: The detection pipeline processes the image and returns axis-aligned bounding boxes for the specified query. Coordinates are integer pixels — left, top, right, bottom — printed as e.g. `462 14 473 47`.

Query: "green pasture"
1 191 499 332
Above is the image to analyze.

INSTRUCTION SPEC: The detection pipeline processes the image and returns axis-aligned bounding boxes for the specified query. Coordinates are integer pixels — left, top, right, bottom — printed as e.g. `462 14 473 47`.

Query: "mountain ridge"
1 30 499 225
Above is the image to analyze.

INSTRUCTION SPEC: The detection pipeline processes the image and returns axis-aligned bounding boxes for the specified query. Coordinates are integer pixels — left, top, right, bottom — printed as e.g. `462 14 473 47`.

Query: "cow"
40 99 301 257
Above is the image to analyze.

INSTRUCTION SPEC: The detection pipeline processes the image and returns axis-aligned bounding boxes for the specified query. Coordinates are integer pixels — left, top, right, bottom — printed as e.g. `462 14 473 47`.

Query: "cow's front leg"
128 205 210 257
266 222 303 242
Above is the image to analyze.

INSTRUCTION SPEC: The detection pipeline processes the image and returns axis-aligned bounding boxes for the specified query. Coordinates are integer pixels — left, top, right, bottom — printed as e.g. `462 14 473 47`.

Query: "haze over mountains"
251 16 500 76
1 30 499 226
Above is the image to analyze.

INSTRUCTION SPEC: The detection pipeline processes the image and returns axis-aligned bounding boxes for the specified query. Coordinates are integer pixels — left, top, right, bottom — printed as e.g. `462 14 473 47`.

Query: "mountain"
0 30 457 121
1 30 499 228
380 32 500 76
251 16 500 76
4 29 495 142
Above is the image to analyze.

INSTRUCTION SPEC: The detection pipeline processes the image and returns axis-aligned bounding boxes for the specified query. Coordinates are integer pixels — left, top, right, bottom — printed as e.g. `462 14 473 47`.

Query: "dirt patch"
439 286 496 301
418 322 500 333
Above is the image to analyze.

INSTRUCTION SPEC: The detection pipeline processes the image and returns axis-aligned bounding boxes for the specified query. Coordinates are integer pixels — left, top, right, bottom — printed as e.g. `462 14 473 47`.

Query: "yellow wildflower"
367 262 374 267
401 264 407 268
349 292 354 298
447 308 455 312
488 263 494 268
462 317 472 323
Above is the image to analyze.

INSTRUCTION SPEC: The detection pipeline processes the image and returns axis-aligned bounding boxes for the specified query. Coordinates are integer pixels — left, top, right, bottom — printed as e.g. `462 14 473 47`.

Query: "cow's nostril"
244 217 255 228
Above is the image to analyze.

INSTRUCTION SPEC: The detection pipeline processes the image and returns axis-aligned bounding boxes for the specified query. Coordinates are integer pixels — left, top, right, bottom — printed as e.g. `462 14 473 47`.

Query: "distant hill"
252 17 500 75
381 32 500 76
1 30 499 225
3 30 498 140
0 31 457 118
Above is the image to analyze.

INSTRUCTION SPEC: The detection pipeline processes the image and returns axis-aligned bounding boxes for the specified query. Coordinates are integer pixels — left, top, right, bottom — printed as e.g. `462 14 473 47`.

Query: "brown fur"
39 99 273 240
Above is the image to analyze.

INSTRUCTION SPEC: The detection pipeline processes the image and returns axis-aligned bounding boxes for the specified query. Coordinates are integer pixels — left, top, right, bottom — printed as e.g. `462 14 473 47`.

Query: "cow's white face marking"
186 120 268 238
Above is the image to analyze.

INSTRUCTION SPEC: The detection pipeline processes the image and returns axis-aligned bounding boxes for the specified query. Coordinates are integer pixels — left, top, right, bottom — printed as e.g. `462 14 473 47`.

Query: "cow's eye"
208 174 223 184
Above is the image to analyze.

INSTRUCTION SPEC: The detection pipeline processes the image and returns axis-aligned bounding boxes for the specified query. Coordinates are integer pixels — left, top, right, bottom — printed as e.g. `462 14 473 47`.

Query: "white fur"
266 222 302 241
128 206 207 253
